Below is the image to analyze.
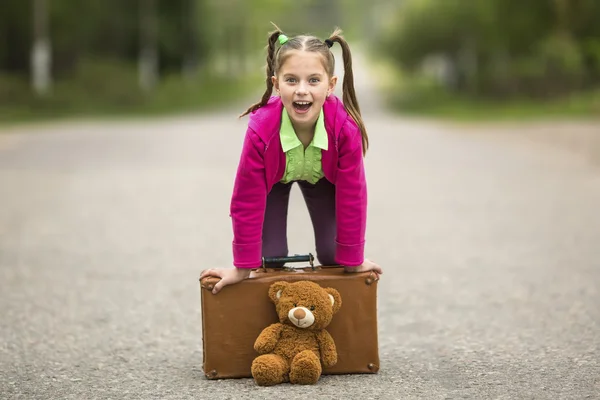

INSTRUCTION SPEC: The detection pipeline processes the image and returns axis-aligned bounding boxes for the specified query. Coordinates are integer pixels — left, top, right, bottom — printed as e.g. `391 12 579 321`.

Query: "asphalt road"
1 52 599 399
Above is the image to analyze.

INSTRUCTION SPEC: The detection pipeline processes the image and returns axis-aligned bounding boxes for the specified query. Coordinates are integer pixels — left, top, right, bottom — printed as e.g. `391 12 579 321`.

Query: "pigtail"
239 24 283 118
328 28 369 155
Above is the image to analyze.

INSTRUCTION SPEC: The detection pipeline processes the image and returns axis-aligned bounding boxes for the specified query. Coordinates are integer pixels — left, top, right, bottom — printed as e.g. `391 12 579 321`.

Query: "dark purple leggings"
262 178 336 265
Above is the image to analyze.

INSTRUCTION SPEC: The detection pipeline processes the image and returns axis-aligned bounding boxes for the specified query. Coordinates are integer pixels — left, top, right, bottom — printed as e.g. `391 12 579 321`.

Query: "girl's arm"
230 128 267 269
334 118 367 267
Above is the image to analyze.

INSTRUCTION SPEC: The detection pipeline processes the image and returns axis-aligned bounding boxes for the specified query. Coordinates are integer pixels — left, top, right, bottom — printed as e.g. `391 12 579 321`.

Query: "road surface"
1 51 599 399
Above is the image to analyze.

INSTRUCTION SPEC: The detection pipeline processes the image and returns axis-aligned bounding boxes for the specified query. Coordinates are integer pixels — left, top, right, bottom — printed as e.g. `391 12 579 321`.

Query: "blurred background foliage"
0 0 371 122
376 0 600 118
0 0 599 123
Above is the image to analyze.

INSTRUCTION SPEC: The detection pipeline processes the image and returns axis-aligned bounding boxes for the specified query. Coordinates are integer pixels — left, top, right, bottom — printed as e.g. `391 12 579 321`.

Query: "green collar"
280 107 328 152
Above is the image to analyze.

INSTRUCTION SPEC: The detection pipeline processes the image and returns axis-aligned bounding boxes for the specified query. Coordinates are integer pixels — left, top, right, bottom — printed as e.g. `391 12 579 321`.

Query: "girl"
201 25 382 294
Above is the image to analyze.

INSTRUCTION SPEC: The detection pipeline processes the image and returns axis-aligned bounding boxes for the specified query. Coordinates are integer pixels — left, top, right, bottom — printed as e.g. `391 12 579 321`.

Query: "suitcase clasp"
261 253 316 272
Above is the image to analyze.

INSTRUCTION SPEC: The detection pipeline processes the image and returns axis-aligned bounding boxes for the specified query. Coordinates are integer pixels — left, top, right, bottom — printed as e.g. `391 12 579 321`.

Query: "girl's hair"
240 24 369 155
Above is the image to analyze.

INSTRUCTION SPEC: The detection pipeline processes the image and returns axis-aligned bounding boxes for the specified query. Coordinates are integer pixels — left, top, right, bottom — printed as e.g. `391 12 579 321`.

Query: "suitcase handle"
261 253 315 271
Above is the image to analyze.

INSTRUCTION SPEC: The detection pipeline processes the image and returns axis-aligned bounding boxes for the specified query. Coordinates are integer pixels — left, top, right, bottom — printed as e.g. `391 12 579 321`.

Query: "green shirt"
280 107 328 184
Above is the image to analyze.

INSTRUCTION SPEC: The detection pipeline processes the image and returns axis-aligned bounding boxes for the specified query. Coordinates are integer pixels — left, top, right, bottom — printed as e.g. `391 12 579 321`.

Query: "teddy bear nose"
293 308 306 320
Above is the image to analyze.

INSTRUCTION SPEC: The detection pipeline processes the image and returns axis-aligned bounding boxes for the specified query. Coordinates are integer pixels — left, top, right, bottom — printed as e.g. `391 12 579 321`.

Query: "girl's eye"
286 78 297 83
310 305 315 311
310 78 320 83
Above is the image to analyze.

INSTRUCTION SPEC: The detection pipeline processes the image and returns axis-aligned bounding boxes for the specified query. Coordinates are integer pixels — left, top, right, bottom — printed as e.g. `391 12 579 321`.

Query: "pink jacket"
230 95 367 268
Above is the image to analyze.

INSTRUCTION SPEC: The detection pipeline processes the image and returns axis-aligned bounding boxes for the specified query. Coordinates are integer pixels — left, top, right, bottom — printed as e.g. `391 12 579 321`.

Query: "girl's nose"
295 84 308 95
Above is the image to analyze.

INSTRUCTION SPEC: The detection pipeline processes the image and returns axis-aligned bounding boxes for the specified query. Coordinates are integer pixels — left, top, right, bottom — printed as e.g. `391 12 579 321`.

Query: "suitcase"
199 254 380 380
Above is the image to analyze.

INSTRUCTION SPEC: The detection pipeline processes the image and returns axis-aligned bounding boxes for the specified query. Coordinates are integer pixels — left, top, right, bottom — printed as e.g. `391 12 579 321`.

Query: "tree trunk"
31 0 51 95
139 0 158 91
182 0 199 80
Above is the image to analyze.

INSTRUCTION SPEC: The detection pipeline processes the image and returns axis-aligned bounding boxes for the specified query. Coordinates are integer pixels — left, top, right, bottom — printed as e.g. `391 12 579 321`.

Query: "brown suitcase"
199 254 380 380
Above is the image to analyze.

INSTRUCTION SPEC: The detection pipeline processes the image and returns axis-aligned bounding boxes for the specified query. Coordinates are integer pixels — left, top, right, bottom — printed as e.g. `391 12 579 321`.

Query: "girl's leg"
262 181 293 263
297 178 337 265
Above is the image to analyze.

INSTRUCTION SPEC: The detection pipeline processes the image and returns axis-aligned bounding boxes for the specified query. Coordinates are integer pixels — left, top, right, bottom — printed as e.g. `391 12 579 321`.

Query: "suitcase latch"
261 253 316 272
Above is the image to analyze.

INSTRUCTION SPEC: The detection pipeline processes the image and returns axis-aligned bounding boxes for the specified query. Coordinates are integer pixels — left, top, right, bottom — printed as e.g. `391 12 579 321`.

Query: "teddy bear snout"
293 308 306 320
287 307 315 328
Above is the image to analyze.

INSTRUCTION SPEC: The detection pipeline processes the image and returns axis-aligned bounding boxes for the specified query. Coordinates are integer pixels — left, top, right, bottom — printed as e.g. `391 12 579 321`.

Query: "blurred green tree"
380 0 600 99
0 0 370 119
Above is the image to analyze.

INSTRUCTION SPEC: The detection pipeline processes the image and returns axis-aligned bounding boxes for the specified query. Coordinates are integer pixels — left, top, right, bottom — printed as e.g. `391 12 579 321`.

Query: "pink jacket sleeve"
334 118 367 267
230 128 267 268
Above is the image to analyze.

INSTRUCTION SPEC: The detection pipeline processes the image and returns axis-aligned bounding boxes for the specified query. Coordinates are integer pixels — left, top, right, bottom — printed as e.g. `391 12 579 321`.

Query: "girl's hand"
200 267 252 294
343 258 383 279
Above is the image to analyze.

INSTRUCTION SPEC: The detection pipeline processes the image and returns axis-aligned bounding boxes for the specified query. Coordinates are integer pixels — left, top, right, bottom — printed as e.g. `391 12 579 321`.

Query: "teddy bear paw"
251 354 289 386
289 350 322 385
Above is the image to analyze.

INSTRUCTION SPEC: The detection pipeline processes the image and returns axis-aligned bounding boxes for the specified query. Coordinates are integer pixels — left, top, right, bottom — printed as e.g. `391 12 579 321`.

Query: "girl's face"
272 50 337 132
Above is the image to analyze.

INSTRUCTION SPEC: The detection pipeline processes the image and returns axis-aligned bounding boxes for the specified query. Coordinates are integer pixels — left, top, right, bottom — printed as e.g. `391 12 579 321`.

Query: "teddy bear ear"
324 288 342 313
268 281 289 303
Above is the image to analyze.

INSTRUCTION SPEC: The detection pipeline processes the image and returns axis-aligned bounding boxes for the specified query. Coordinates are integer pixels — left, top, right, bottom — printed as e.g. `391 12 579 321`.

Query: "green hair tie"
278 34 289 45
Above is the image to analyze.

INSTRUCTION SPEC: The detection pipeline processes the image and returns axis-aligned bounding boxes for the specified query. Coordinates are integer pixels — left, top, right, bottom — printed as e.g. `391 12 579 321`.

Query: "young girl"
201 25 382 294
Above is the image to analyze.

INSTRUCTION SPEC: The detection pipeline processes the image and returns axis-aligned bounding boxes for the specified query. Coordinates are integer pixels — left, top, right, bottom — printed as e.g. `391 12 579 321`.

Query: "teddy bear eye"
293 303 297 307
310 305 315 311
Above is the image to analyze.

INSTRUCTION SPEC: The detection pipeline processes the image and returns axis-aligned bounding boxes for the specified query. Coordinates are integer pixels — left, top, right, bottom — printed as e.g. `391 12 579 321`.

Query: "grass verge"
0 58 262 127
371 59 600 122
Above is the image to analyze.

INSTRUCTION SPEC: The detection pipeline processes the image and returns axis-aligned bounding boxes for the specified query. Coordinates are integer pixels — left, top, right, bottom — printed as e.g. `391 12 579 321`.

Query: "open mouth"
293 101 312 113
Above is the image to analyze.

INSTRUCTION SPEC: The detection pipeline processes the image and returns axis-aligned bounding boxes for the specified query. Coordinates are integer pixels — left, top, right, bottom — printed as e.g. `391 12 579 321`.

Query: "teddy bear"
251 280 342 386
